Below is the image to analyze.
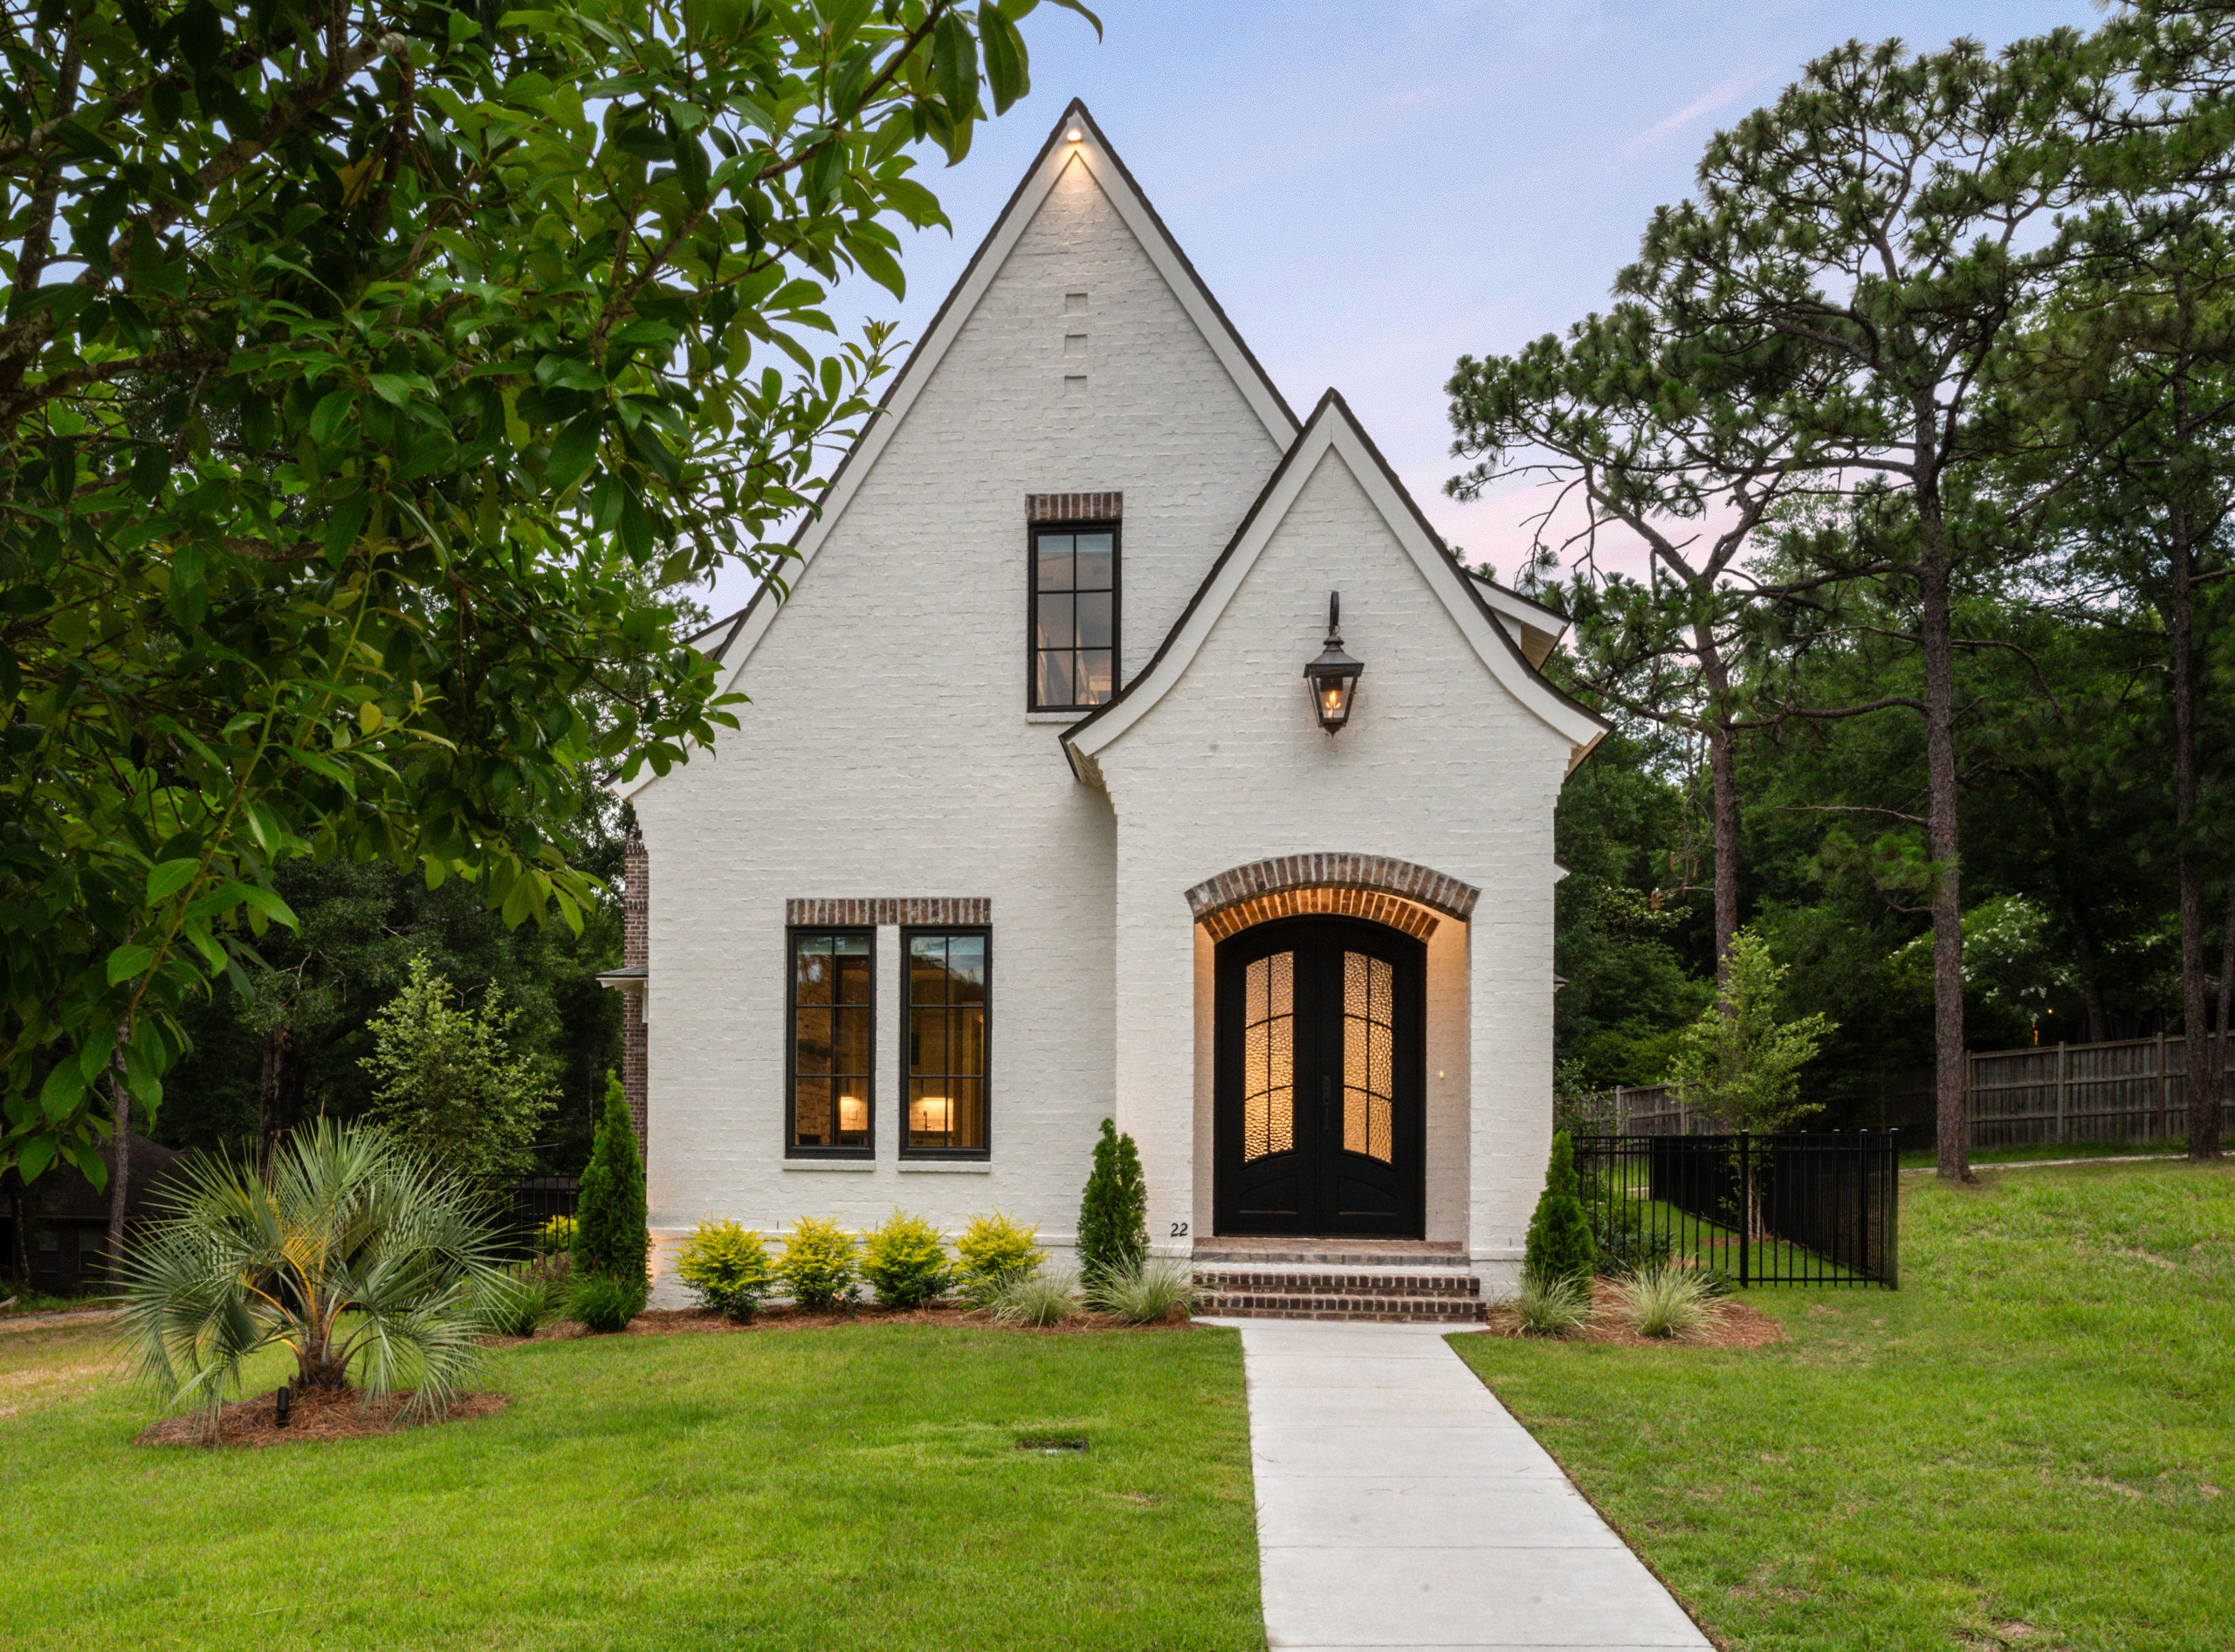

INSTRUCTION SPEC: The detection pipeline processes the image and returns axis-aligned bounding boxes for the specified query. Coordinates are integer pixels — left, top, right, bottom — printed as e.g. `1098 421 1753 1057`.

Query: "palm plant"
118 1119 505 1426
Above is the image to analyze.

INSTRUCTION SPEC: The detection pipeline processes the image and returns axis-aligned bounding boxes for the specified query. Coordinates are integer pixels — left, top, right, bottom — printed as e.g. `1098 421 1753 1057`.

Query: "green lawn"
0 1318 1262 1651
1453 1158 2235 1652
1897 1139 2183 1170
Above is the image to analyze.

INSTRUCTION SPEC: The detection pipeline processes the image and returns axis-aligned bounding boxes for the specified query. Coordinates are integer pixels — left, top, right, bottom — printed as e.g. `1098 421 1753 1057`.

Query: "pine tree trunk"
2170 499 2218 1159
2041 787 2110 1044
1709 719 1740 993
2215 881 2235 1137
105 1023 129 1291
258 1018 299 1170
1694 634 1740 995
1918 519 1971 1181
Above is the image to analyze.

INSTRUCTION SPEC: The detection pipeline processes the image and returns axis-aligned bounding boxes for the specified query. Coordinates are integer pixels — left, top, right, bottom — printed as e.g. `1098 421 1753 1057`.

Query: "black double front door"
1213 916 1426 1238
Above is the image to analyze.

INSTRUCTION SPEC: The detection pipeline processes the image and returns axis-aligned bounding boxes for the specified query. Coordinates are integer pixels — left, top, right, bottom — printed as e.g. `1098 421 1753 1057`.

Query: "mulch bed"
486 1301 1195 1346
1475 1280 1785 1350
135 1386 509 1449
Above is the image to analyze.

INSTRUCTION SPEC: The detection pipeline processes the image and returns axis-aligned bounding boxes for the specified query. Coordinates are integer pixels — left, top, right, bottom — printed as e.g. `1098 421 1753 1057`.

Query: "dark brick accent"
1201 887 1438 941
622 824 649 1167
786 898 992 926
1026 492 1122 523
1186 854 1479 938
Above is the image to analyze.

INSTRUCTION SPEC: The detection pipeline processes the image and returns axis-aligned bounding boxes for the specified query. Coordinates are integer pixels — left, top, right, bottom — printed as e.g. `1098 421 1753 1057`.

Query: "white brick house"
619 101 1605 1303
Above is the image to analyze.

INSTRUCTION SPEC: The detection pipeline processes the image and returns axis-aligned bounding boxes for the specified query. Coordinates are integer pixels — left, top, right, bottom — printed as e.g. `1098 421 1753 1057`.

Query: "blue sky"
705 0 2103 614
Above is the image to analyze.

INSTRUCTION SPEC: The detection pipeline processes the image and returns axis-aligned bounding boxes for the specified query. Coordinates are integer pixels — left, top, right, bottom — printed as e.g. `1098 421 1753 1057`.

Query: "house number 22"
1169 1222 1189 1237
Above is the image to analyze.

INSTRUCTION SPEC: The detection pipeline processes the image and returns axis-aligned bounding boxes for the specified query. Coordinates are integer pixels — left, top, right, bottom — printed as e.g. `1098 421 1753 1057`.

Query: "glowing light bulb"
1067 128 1083 141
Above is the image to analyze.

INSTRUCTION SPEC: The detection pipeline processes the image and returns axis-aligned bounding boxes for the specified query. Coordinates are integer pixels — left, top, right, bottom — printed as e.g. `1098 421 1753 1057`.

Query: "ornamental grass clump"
1086 1256 1198 1325
570 1270 648 1335
860 1210 952 1309
1511 1270 1593 1338
988 1268 1082 1328
674 1219 778 1321
478 1262 566 1338
1613 1263 1721 1340
778 1215 859 1310
118 1119 505 1428
954 1210 1044 1307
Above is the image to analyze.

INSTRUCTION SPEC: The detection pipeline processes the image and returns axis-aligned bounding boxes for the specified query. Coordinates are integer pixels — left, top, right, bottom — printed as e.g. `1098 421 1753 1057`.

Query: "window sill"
782 1159 878 1172
897 1160 994 1174
1025 710 1083 725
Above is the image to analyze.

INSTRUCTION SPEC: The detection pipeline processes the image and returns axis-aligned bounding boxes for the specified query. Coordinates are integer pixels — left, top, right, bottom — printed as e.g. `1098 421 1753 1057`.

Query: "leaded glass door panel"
1214 916 1426 1237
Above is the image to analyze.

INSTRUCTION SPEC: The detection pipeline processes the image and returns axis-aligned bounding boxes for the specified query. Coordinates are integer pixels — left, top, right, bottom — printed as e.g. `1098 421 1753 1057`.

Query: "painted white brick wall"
1091 449 1571 1289
631 155 1286 1300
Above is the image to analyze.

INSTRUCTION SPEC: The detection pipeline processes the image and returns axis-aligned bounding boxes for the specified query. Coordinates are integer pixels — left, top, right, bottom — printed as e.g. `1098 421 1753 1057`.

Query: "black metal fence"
1572 1132 1900 1289
500 1176 580 1258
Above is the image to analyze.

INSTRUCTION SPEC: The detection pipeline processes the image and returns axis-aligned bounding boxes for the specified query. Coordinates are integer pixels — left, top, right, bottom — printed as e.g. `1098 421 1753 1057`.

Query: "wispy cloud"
1624 68 1770 155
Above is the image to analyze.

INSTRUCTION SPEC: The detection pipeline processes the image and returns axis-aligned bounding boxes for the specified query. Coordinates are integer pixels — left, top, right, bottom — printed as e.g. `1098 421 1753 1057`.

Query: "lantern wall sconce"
1303 591 1363 732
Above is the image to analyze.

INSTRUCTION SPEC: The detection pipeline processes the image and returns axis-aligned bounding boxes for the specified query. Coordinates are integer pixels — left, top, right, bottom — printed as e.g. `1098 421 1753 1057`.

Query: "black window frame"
898 925 993 1160
785 925 877 1160
1027 517 1122 712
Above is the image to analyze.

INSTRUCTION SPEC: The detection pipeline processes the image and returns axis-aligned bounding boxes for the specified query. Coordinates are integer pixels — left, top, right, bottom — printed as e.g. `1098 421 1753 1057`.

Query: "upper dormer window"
1028 498 1121 711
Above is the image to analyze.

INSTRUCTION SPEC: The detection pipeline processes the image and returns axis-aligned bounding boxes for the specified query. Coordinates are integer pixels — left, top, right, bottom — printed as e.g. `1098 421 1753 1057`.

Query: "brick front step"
1193 1269 1480 1298
1193 1239 1467 1268
1193 1261 1486 1323
1197 1290 1487 1323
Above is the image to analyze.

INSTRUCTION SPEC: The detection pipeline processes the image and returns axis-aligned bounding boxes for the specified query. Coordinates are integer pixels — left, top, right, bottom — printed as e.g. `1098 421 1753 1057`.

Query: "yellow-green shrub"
674 1218 778 1320
777 1215 859 1310
860 1210 952 1308
534 1214 576 1256
955 1209 1043 1307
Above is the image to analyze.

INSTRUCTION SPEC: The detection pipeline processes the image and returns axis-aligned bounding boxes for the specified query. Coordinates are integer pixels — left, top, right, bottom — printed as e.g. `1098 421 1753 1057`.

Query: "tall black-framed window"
901 927 989 1157
787 928 874 1157
1030 521 1119 710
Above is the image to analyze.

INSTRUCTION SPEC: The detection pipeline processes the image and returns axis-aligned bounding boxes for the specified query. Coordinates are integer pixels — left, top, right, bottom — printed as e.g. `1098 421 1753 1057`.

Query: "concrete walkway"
1209 1318 1711 1651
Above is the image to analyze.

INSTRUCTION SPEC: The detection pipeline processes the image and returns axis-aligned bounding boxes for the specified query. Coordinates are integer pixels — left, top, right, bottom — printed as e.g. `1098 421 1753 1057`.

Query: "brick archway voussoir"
1186 854 1479 943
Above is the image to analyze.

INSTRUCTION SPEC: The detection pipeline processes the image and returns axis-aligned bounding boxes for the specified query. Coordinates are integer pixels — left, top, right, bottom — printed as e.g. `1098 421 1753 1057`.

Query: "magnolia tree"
0 0 1096 1190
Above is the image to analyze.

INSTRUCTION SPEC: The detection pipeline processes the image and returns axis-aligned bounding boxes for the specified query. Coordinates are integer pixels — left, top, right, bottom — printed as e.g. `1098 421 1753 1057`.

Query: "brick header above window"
787 898 991 927
1027 492 1121 523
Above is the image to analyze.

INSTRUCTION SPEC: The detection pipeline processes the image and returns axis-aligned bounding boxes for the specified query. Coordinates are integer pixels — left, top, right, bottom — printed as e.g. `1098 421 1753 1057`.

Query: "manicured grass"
0 1284 115 1315
1452 1158 2235 1651
0 1319 1262 1651
1896 1139 2182 1169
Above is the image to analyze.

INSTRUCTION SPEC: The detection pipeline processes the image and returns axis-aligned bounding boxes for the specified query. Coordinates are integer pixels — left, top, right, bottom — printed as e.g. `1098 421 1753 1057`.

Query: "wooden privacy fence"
1578 1031 2235 1146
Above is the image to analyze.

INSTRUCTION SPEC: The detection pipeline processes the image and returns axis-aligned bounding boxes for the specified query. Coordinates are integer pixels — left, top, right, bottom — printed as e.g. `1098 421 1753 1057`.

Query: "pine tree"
574 1070 648 1286
1076 1119 1147 1285
1523 1131 1595 1286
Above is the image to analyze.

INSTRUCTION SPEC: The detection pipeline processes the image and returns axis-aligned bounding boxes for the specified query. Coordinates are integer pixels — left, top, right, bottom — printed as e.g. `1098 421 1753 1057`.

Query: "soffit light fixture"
1067 127 1083 141
1303 591 1362 733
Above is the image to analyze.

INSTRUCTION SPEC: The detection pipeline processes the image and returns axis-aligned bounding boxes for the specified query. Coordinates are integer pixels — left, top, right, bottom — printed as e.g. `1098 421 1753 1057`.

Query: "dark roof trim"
1466 568 1566 630
1062 389 1609 764
1058 388 1339 755
1322 388 1609 738
691 99 1298 676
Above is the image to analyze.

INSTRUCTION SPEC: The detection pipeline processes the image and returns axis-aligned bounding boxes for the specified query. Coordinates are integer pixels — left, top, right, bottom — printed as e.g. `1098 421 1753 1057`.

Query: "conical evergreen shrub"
1523 1130 1595 1287
1076 1119 1147 1287
574 1070 648 1287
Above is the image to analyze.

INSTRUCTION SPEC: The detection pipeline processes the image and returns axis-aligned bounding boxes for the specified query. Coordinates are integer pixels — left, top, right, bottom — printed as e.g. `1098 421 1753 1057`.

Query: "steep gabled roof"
678 99 1297 682
1060 390 1609 784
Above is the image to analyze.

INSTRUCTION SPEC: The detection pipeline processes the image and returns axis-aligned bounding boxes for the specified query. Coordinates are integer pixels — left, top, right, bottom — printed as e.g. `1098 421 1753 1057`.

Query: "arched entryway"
1213 913 1427 1238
